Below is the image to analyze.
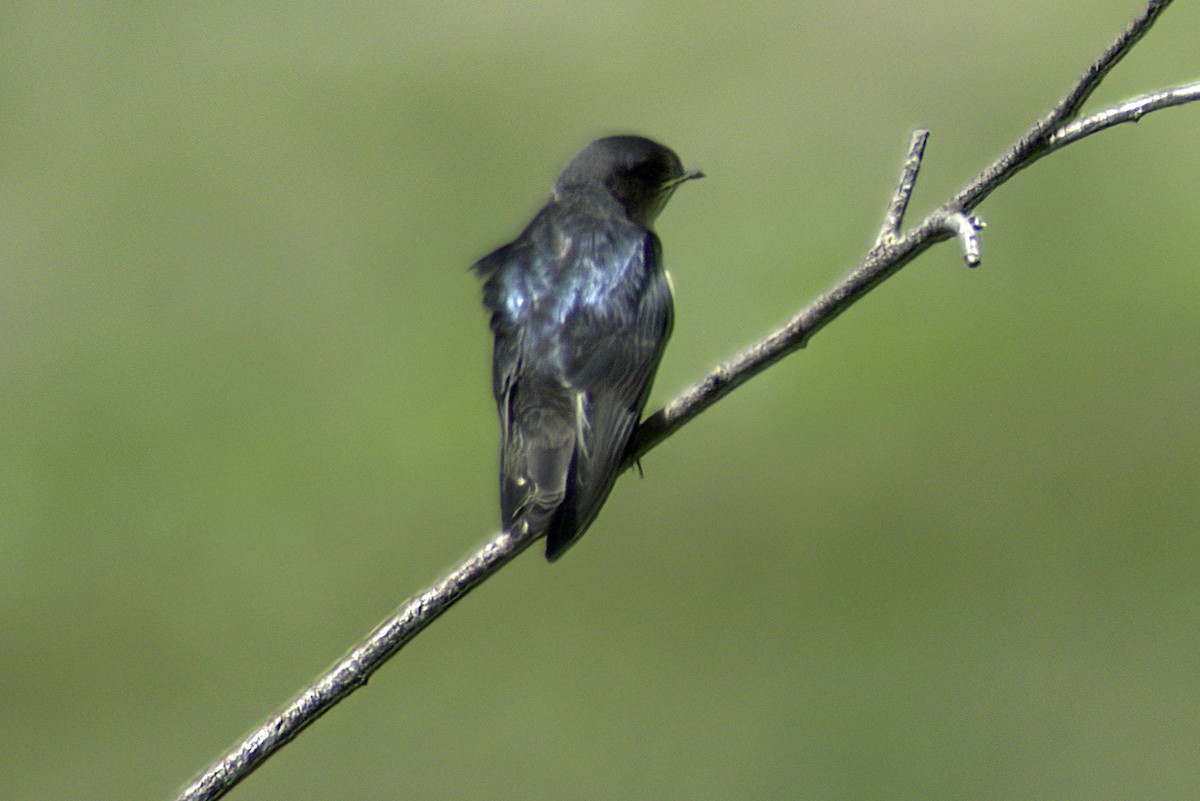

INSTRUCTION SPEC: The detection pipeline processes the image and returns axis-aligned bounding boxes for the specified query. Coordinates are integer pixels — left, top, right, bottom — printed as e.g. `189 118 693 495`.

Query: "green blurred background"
3 2 1198 799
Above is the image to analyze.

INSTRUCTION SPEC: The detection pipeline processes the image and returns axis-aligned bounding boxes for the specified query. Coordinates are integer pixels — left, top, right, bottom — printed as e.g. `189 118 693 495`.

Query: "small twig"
874 128 930 249
1048 81 1200 149
176 4 1194 799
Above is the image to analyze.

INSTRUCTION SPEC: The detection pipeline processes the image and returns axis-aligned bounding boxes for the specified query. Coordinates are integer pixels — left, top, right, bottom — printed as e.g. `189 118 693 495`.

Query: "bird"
473 135 702 561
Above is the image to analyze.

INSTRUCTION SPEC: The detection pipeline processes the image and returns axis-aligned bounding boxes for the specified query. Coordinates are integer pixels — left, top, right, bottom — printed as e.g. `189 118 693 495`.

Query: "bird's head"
554 135 703 228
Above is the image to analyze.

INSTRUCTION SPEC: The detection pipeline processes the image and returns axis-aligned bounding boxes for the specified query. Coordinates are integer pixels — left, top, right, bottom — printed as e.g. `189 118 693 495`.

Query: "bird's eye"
627 163 662 185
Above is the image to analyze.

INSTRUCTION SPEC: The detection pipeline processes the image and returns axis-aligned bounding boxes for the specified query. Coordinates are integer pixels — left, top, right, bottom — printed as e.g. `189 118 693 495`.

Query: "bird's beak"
662 169 705 191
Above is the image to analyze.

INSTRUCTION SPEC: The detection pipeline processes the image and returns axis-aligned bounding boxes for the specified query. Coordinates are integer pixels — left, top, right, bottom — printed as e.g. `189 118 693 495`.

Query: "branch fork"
872 128 985 268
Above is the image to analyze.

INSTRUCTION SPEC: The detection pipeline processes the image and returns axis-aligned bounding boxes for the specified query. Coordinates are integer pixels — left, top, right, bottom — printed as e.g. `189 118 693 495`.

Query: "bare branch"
175 4 1194 799
631 0 1182 463
949 0 1174 213
874 128 930 249
1052 0 1171 122
176 529 532 801
1048 81 1200 150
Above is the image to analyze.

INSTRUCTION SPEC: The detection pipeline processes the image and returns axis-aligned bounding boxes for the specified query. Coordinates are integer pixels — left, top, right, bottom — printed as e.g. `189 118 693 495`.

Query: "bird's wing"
496 372 578 539
544 233 674 559
475 231 578 537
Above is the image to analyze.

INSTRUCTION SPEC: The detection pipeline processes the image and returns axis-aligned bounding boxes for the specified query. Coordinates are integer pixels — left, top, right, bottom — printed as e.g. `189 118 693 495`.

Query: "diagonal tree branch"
176 3 1194 799
947 0 1173 213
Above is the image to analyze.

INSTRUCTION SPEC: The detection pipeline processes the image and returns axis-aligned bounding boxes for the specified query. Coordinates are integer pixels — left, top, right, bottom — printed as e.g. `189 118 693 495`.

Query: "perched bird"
474 136 702 560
